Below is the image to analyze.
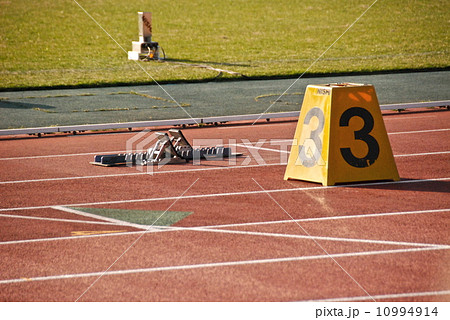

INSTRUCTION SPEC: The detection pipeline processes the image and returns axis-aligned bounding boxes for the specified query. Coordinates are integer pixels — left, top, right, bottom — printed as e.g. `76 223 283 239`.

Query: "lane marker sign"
284 83 400 186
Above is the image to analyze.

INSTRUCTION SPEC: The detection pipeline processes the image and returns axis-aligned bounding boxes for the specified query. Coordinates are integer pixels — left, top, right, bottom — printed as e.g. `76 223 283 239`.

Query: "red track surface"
0 110 449 302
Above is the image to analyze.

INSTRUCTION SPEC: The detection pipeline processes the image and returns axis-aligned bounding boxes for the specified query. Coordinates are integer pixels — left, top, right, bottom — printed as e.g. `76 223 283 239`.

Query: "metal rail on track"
1 100 448 137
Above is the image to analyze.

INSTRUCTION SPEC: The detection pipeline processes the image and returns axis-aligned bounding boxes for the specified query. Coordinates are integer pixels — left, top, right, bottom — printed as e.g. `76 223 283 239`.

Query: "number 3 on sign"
285 83 399 185
298 106 381 168
298 107 324 167
339 107 380 168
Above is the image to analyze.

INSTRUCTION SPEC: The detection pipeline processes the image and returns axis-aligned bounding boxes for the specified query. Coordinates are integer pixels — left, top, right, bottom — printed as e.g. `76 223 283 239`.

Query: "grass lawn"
1 0 449 89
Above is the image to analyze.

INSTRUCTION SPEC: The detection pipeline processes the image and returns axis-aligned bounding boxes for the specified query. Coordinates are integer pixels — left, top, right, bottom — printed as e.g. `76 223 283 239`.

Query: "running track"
0 109 449 301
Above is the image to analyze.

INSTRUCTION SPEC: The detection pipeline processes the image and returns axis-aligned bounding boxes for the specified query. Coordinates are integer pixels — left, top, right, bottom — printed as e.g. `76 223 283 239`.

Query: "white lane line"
308 289 450 302
52 206 148 230
0 213 120 226
0 127 448 161
1 177 449 213
395 151 450 157
389 128 450 135
0 172 150 185
0 246 447 285
0 151 126 161
185 227 442 248
201 208 450 229
0 163 284 185
0 230 147 246
383 115 439 120
1 208 448 246
1 150 449 185
218 123 291 130
236 143 290 154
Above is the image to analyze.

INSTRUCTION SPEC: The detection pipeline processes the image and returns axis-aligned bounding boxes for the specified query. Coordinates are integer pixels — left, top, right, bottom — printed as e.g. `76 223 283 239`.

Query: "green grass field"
1 0 449 89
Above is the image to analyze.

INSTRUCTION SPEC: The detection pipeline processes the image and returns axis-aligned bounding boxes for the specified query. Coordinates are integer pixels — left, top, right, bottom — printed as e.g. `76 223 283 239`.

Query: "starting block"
91 129 237 166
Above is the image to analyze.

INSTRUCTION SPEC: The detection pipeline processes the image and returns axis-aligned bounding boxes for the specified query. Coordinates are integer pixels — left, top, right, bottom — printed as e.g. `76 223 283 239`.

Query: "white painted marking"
0 177 449 213
202 208 450 229
395 151 450 157
309 289 450 302
0 230 147 246
218 123 291 130
383 115 438 120
186 227 442 248
0 213 119 226
1 208 447 246
52 206 149 230
0 127 447 161
0 163 285 185
0 246 447 285
0 151 126 161
389 128 450 135
236 143 290 154
0 172 150 185
1 149 449 185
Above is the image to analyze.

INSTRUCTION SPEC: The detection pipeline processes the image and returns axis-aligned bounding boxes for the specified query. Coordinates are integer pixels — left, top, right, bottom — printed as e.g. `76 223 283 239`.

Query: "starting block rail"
1 100 448 137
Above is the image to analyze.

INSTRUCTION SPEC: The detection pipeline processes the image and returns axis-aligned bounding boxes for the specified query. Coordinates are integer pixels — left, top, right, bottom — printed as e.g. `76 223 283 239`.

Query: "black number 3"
339 107 380 168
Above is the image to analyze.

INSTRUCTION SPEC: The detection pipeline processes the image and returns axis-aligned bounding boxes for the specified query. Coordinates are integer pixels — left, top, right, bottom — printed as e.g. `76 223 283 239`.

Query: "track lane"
0 110 449 302
0 247 447 302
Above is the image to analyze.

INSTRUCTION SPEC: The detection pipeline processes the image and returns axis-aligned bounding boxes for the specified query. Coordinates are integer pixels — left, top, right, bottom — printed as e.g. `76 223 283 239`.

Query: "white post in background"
128 12 162 60
138 12 152 43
